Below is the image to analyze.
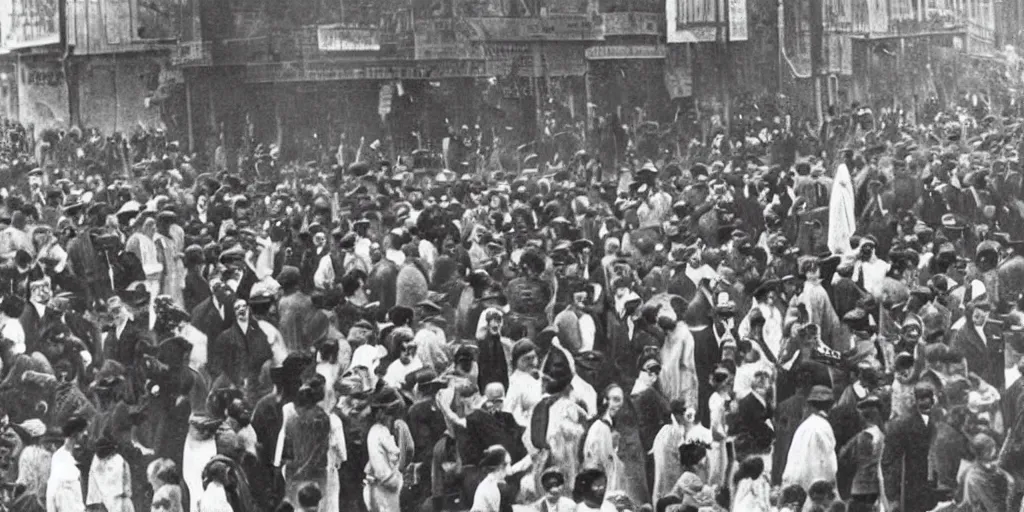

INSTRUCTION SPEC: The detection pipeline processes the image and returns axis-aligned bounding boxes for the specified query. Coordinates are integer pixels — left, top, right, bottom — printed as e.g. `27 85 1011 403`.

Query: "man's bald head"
482 382 506 413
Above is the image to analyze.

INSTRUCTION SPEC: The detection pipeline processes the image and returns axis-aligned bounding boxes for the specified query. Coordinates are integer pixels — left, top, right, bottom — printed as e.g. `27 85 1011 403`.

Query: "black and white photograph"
0 1 1018 512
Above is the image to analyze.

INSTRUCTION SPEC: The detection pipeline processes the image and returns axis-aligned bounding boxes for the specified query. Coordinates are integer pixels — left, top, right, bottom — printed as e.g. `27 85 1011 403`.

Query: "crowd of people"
0 95 1022 512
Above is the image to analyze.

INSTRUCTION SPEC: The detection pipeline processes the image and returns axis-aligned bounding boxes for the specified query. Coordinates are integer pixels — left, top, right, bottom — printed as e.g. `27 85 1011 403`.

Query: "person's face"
483 390 505 414
572 291 588 308
606 387 624 417
544 483 565 502
31 282 51 304
142 218 157 236
896 368 913 384
916 393 935 415
399 343 417 365
234 300 250 323
314 233 327 247
516 350 538 374
683 407 697 424
860 243 875 260
721 347 736 362
487 317 502 335
641 361 661 382
947 360 968 378
972 307 990 327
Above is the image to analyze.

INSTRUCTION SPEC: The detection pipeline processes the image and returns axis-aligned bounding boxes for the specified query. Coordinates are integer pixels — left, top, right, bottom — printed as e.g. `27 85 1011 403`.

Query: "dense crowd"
0 97 1021 512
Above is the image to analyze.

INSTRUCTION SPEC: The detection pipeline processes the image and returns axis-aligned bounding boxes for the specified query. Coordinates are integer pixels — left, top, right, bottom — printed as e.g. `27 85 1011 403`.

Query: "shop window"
134 0 182 40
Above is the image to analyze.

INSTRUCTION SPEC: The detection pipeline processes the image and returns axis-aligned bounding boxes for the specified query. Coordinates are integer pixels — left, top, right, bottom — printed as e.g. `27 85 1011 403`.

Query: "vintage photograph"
0 1 1018 512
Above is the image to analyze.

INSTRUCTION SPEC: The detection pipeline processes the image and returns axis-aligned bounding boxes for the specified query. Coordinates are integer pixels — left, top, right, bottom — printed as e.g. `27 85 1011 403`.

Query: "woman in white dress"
707 367 734 487
364 389 405 512
583 385 626 497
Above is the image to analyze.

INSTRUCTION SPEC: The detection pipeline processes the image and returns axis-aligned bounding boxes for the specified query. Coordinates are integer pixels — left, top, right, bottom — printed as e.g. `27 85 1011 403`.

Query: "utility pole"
810 0 824 128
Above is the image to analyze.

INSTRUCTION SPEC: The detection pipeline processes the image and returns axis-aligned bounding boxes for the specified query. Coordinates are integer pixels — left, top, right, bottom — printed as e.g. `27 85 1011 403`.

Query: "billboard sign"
2 0 60 49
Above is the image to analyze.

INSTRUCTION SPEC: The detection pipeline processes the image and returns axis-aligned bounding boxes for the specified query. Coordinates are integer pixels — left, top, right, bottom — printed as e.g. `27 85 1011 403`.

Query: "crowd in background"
0 94 1022 512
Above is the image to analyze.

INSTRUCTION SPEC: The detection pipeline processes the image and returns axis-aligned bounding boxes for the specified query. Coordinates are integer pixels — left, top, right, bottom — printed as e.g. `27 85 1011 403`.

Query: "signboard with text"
317 25 382 52
667 0 725 43
2 0 60 49
585 44 666 59
460 15 603 41
601 12 663 36
245 59 490 82
483 42 587 75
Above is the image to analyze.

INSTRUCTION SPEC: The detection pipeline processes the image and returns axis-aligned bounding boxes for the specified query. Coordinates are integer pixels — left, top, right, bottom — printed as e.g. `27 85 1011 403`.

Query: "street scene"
0 0 1021 512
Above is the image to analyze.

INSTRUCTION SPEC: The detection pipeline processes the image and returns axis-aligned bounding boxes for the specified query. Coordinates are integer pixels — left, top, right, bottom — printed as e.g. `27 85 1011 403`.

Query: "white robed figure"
828 159 856 255
782 386 838 493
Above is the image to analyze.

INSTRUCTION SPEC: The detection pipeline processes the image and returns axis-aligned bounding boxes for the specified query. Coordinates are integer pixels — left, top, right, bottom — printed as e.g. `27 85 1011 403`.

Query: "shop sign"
601 12 663 36
246 59 489 82
460 15 602 41
317 25 381 52
172 41 213 66
585 44 666 59
728 0 748 41
667 0 726 43
22 65 62 86
484 43 586 76
2 0 60 49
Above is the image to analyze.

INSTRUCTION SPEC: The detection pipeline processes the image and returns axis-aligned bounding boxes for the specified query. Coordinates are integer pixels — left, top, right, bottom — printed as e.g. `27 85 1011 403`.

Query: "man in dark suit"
20 276 58 355
191 280 235 344
882 383 939 512
733 369 775 469
951 301 1003 389
210 296 272 393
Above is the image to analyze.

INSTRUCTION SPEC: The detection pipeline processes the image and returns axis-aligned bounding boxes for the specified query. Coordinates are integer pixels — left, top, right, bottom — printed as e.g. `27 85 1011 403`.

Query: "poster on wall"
667 0 725 43
664 44 693 98
728 0 747 41
18 61 69 134
2 0 60 49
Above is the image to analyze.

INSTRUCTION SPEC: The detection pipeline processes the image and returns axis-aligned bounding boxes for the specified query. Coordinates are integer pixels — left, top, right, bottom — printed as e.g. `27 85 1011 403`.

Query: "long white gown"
828 162 856 255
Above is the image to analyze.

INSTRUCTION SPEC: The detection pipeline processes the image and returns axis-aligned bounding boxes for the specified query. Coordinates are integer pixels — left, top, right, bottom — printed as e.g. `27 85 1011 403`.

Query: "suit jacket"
183 269 210 314
951 321 1003 388
632 385 671 453
882 412 937 512
19 302 57 355
191 296 234 345
210 322 273 386
366 259 399 313
733 392 775 458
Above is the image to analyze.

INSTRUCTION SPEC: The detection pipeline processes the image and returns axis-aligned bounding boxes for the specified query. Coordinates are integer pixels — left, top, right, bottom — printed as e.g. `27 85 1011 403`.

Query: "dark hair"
780 484 807 508
572 468 607 502
655 496 682 512
318 340 339 364
297 483 323 508
733 456 765 485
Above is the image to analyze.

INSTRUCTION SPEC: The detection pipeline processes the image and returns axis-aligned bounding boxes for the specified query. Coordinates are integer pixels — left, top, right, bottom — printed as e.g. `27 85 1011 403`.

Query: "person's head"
972 432 998 462
602 384 625 418
914 382 936 415
541 469 567 502
638 350 661 386
62 415 89 456
29 277 51 305
943 350 968 378
859 239 876 261
485 310 503 336
511 339 538 375
807 480 836 505
780 485 808 510
732 455 765 485
480 445 510 476
970 301 992 327
572 468 608 505
481 382 505 414
233 298 250 325
296 482 323 512
711 367 733 392
146 458 180 492
670 398 696 426
752 370 772 395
